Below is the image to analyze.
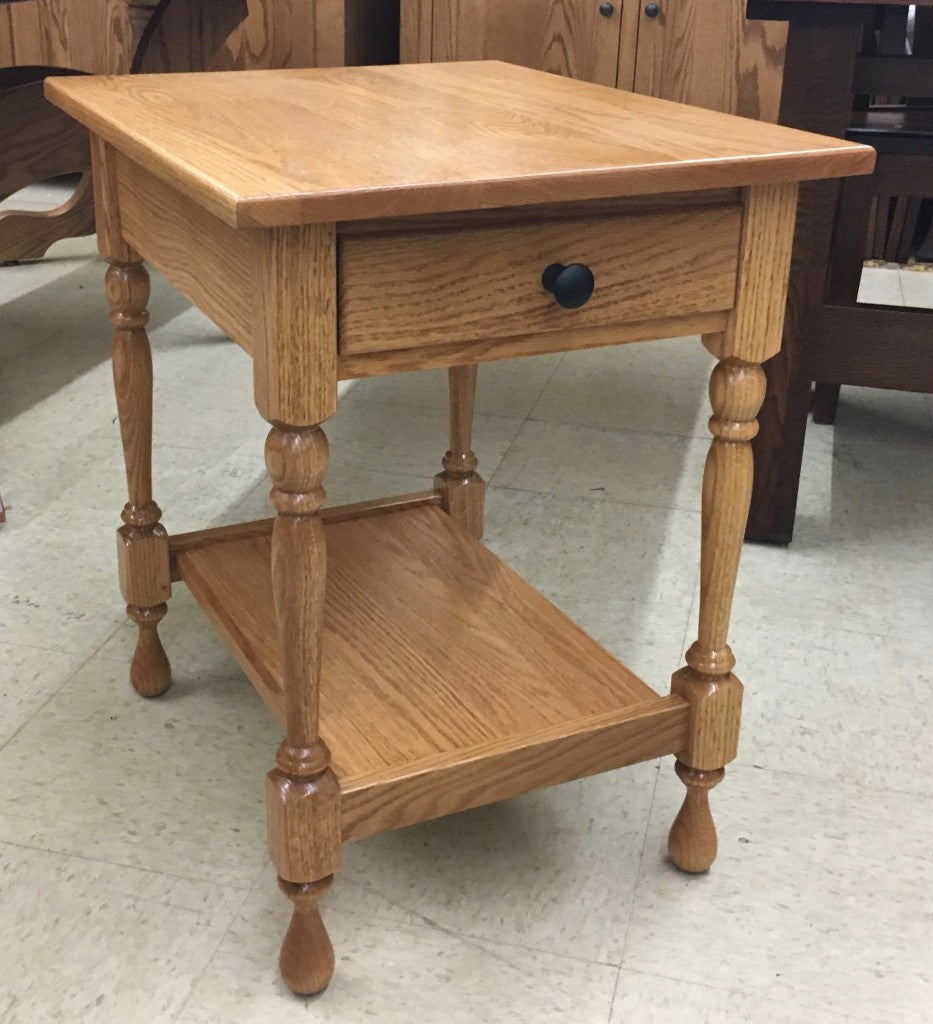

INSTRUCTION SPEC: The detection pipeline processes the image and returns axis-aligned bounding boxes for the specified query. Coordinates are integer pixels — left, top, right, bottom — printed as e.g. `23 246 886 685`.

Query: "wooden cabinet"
427 0 624 87
631 0 786 121
402 0 786 121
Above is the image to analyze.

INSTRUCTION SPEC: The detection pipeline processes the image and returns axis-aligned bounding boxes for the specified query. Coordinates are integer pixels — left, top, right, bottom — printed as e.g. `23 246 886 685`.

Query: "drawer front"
338 204 741 355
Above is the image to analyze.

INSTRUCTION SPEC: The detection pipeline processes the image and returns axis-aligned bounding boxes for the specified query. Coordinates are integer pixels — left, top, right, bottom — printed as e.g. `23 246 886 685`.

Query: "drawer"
338 203 742 355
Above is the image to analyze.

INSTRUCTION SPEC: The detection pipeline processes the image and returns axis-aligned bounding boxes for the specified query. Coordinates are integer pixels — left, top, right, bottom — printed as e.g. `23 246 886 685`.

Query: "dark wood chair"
0 0 248 264
810 11 933 424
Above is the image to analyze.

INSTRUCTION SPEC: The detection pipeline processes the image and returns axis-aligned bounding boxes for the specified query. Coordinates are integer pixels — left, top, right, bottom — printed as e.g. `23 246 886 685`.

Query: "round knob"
598 2 615 15
644 2 661 16
541 263 596 310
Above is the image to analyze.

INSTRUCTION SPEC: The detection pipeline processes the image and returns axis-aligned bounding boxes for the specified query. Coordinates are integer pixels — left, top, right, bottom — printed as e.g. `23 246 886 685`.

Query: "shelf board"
176 505 687 840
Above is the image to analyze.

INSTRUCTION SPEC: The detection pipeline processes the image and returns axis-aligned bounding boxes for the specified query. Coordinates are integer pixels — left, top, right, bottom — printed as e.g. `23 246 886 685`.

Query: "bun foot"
128 603 171 698
668 761 725 874
279 877 335 996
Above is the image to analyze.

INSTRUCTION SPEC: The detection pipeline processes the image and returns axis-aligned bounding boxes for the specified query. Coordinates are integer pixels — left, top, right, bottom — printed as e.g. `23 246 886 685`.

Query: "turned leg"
434 364 485 538
668 353 766 873
107 260 172 698
264 424 341 995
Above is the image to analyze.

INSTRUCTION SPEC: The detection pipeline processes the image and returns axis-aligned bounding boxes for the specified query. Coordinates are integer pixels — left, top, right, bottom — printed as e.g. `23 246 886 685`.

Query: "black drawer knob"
644 2 661 16
599 2 615 16
541 263 595 309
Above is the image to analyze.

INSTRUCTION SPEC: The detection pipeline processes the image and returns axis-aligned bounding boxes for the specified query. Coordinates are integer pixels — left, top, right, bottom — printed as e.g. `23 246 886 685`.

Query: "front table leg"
107 259 172 697
264 423 341 995
668 351 766 871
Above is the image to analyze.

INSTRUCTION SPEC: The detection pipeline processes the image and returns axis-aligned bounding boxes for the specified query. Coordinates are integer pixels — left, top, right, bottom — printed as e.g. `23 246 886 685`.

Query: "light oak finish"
48 63 874 996
176 504 687 838
336 310 733 379
433 365 485 539
403 0 786 120
114 155 253 350
667 182 782 874
338 203 742 354
45 62 873 228
106 258 172 699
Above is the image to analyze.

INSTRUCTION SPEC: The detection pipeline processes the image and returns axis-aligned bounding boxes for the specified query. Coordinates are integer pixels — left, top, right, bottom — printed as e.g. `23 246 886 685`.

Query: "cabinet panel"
432 0 624 87
632 0 786 121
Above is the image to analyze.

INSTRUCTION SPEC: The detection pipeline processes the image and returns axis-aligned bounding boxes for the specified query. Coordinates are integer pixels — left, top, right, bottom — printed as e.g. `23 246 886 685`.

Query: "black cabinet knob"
598 2 615 16
541 263 596 310
644 2 661 16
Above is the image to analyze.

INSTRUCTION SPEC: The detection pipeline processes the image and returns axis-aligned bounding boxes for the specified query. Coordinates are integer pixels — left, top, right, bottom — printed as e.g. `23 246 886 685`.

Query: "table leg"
107 259 172 698
434 364 485 538
669 352 766 872
264 423 341 996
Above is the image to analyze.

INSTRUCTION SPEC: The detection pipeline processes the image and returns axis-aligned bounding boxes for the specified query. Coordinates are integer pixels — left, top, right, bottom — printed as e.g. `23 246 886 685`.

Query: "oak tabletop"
46 61 874 228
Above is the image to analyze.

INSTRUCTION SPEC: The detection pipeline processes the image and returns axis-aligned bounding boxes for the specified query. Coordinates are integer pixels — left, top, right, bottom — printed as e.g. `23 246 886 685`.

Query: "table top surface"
47 61 874 228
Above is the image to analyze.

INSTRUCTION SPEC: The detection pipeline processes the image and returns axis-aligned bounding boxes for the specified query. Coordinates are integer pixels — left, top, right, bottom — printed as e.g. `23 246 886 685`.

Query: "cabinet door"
431 0 624 87
633 0 786 121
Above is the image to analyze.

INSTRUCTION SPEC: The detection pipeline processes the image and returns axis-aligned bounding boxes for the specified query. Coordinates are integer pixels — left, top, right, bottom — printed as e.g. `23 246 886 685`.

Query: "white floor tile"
625 765 933 1022
492 419 708 513
899 267 933 309
331 762 659 965
528 342 712 438
175 893 618 1024
0 643 89 747
0 841 245 1024
611 971 891 1024
0 656 279 888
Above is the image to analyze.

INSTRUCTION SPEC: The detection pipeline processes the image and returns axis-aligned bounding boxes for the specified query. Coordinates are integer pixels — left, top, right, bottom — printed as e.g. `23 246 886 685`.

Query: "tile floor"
1 185 932 1023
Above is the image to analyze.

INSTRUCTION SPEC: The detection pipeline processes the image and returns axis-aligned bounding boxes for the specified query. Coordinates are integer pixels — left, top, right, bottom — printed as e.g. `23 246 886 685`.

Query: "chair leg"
0 173 95 262
811 382 842 424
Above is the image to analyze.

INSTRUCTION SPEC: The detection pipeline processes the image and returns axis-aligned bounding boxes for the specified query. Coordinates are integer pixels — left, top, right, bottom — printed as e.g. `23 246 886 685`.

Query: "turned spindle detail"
668 354 766 874
434 364 485 538
264 424 341 995
107 260 172 698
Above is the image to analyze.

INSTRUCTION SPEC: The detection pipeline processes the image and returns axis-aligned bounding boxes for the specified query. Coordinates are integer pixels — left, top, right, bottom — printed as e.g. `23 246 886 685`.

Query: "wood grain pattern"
431 0 624 87
633 0 788 122
263 421 339 995
107 257 172 699
339 204 742 354
336 311 733 379
715 181 802 365
342 699 687 841
251 222 338 425
115 154 253 350
175 505 671 798
0 171 94 260
45 62 874 228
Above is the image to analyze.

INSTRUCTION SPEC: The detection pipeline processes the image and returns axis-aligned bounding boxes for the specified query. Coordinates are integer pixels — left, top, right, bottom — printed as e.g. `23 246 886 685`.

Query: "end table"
46 62 872 995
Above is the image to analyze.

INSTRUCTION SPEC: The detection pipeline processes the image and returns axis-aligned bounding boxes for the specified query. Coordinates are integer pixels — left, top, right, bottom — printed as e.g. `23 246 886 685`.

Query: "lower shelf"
176 504 687 840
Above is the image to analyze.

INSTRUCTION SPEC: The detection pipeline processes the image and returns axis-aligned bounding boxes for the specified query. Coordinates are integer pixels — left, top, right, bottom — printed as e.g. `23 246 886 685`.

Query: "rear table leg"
434 364 485 538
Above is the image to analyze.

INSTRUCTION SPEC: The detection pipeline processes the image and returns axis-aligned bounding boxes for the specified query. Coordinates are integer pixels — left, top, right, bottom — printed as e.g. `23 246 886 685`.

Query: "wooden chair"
0 0 249 263
810 12 933 424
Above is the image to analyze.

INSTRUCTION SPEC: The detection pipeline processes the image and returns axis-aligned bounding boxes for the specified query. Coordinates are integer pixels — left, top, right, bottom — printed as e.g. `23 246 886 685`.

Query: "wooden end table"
46 62 871 996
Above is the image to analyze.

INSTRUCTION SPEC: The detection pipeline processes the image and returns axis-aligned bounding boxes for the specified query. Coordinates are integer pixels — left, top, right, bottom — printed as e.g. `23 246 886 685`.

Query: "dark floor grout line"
615 758 662 978
0 640 105 754
613 966 896 1024
0 835 256 893
169 886 255 1023
328 887 621 969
